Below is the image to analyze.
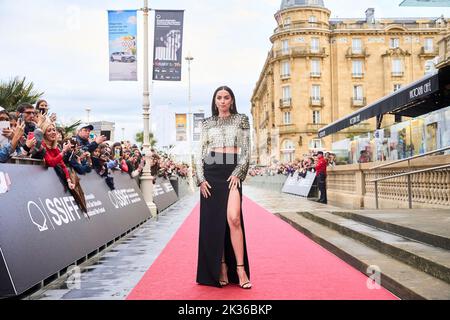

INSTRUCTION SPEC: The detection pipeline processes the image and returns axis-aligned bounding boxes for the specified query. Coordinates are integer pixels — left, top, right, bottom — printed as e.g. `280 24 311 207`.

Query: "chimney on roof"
365 8 375 24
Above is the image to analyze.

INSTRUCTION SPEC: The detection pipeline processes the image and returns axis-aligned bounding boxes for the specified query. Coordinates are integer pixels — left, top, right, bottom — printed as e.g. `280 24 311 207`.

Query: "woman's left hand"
227 175 241 190
68 180 76 190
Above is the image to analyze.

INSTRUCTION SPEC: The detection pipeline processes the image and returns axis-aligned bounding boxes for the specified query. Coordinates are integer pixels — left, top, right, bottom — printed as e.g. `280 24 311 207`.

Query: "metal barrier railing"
369 146 450 209
9 156 44 165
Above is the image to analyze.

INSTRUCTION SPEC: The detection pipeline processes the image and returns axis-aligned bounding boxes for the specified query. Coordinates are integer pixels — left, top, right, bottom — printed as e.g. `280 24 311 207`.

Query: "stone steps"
330 211 450 250
298 211 450 284
276 212 450 300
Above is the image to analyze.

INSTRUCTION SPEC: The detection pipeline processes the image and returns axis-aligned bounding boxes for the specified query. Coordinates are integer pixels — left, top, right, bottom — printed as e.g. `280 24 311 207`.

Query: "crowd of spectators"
1 100 341 191
0 101 192 193
248 152 336 177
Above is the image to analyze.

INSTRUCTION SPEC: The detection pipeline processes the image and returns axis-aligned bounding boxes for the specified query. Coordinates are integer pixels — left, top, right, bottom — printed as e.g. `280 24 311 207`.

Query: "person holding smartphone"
36 100 49 116
40 121 75 190
0 119 26 162
35 100 57 123
0 109 10 148
76 123 107 153
63 137 92 175
112 142 128 172
16 103 36 137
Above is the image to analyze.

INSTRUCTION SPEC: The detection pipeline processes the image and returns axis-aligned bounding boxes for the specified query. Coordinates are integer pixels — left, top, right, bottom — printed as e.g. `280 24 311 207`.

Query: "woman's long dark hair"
211 86 238 116
35 99 48 110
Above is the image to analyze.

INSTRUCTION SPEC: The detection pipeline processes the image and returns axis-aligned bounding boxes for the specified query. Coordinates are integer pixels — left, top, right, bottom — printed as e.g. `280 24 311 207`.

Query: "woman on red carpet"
195 86 252 289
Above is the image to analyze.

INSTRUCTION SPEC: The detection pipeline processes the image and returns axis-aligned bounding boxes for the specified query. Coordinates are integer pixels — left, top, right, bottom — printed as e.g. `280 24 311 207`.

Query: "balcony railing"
281 73 291 80
345 47 370 59
306 123 327 133
419 46 438 58
391 71 405 77
352 97 367 107
279 98 292 109
273 46 327 59
310 72 322 78
330 22 441 31
310 97 324 107
274 21 329 33
351 72 365 78
279 124 299 135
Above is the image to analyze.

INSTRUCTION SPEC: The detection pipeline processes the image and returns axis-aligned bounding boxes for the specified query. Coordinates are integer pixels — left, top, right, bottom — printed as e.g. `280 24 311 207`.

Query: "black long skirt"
196 152 250 287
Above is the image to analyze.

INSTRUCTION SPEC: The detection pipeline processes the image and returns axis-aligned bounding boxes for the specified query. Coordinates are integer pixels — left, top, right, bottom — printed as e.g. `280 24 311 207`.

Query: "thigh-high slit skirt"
196 152 250 287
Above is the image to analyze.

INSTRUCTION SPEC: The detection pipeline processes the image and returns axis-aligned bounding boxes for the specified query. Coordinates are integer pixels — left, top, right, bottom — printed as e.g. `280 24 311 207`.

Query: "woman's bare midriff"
213 147 239 154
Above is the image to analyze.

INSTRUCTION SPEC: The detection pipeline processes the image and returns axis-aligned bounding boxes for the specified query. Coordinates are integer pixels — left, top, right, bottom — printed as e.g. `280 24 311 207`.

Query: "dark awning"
318 65 450 138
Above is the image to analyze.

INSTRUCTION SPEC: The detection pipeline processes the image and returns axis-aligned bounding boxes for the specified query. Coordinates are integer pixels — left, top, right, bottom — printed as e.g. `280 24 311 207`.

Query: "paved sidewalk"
27 193 199 300
243 184 341 213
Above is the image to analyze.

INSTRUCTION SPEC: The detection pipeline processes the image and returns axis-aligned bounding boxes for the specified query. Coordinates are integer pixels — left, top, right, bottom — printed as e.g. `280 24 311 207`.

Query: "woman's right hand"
200 181 212 199
62 141 71 154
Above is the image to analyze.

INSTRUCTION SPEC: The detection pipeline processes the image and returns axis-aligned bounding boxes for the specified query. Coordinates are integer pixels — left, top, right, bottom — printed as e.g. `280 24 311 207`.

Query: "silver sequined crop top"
195 113 250 186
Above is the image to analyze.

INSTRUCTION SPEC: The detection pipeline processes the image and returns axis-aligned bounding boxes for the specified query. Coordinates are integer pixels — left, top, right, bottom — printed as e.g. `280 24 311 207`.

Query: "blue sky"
0 0 448 144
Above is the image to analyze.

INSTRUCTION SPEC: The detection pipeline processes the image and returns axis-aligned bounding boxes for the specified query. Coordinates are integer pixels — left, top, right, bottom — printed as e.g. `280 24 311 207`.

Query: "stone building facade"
251 0 449 165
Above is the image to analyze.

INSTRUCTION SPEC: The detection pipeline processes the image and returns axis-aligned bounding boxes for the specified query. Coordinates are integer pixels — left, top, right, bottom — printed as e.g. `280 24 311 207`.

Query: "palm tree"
59 120 82 137
135 131 157 147
0 77 44 111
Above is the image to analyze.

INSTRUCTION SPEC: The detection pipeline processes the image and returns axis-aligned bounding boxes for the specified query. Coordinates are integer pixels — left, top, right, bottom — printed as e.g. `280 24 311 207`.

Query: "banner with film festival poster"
176 114 187 142
153 10 184 81
108 10 137 81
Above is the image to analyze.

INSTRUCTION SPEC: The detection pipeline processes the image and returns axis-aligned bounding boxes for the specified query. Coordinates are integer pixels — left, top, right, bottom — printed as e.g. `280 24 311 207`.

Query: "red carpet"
127 197 398 300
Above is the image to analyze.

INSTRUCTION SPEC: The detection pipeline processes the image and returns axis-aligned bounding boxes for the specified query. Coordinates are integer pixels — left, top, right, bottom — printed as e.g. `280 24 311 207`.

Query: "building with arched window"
251 0 449 165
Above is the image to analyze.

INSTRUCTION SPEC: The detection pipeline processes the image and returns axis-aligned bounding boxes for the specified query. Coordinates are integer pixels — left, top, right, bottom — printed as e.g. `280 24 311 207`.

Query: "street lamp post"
85 107 91 123
185 54 195 192
140 0 158 218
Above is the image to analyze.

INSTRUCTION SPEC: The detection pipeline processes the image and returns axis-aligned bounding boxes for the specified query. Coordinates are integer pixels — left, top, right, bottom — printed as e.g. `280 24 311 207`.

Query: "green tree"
59 120 82 137
135 131 157 147
0 77 44 111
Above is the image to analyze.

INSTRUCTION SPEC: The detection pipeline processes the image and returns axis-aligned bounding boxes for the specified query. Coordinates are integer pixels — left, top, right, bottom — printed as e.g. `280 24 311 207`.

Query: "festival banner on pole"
193 113 205 142
176 113 187 141
153 10 184 81
108 10 138 81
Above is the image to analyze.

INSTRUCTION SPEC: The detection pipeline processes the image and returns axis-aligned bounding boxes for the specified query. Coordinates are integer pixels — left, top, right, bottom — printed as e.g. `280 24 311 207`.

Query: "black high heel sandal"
236 265 252 289
219 261 229 287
